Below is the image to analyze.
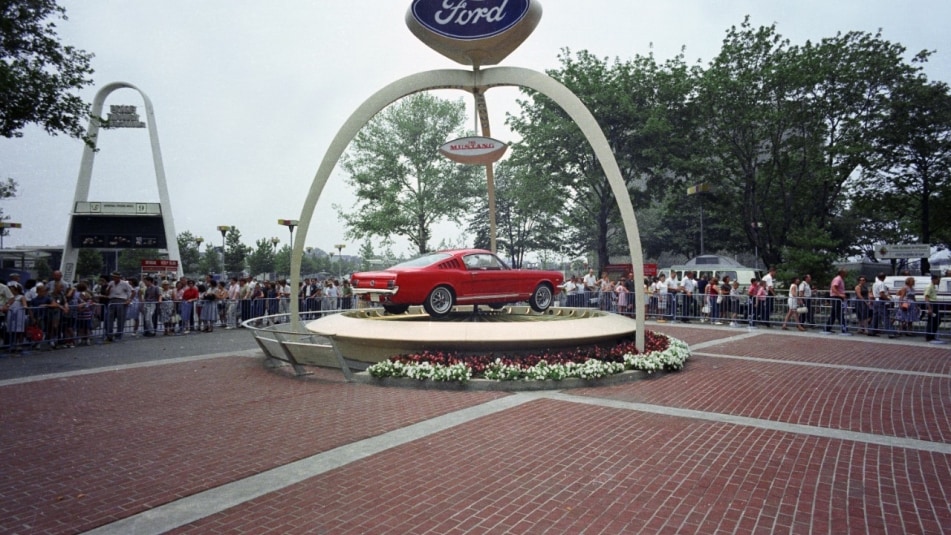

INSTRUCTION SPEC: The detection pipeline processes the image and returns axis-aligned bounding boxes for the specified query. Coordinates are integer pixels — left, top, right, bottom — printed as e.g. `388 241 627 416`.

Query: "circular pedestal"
306 306 637 364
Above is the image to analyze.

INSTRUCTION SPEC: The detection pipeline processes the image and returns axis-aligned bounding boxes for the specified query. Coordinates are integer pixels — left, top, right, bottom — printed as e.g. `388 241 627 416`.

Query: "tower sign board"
69 202 168 249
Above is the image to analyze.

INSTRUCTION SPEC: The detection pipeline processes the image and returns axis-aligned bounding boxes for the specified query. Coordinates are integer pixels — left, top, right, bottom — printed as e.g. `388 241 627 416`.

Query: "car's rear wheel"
423 285 455 318
529 283 554 312
382 304 409 314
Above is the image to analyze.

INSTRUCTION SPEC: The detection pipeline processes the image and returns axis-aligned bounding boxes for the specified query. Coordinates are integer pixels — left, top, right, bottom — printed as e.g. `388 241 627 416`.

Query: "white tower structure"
60 82 182 282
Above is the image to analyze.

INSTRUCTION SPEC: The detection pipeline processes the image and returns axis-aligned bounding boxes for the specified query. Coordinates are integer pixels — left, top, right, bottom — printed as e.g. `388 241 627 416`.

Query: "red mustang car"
350 249 564 318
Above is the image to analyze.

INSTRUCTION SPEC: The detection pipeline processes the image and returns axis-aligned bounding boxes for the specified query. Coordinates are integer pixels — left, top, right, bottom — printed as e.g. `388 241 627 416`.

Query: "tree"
466 160 563 268
507 49 697 270
197 244 222 276
0 0 95 143
339 92 483 254
75 248 102 281
850 78 951 273
223 227 250 275
118 248 160 278
693 19 924 269
176 231 202 274
273 244 291 278
246 237 277 278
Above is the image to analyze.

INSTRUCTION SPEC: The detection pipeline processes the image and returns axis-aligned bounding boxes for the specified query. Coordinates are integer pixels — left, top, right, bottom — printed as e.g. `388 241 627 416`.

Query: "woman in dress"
853 276 872 334
896 277 919 336
199 281 219 332
4 283 29 353
615 277 630 316
159 281 176 335
781 276 805 331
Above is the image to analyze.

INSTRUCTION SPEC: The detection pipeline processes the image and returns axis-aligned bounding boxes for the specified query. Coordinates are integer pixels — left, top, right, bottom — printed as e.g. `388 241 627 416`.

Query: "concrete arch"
291 67 646 351
61 82 182 282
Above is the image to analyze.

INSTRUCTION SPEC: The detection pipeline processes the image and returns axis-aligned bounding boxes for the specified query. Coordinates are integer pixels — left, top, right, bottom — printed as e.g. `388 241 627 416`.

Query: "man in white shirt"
870 272 893 336
798 274 814 326
680 271 698 322
654 274 669 322
762 266 777 325
104 271 134 342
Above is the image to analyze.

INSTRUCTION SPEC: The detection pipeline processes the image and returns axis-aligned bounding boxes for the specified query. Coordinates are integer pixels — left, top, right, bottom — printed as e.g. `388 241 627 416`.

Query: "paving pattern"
0 324 948 534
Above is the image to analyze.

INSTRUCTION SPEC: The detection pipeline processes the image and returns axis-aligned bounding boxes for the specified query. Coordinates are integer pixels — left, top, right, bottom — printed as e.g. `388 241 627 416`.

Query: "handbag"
796 306 807 314
701 305 711 314
25 324 44 342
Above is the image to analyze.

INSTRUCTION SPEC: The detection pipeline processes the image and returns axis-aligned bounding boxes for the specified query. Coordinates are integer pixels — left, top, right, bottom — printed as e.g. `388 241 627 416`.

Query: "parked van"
664 255 763 289
882 276 951 303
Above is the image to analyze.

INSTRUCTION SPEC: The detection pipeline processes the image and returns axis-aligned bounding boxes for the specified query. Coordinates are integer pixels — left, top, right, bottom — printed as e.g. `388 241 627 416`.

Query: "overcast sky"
2 0 949 258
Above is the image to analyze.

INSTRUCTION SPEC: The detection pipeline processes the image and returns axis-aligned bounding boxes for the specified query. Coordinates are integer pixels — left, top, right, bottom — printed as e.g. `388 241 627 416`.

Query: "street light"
217 225 231 274
751 222 763 269
0 222 22 249
334 243 346 279
277 219 298 247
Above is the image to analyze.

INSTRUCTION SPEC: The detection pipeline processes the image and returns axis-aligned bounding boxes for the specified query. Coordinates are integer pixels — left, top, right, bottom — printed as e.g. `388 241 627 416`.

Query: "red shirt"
182 286 200 301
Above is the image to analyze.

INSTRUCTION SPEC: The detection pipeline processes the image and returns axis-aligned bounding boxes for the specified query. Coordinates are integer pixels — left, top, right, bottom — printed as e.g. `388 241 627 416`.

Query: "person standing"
853 276 872 334
141 276 161 337
798 274 814 327
104 272 133 342
762 266 777 327
924 274 945 343
781 276 806 331
870 272 893 337
824 269 848 334
895 277 919 336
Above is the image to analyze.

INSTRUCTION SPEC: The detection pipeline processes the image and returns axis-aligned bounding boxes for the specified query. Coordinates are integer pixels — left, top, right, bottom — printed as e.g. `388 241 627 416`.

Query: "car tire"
529 283 554 312
382 304 409 314
423 285 455 318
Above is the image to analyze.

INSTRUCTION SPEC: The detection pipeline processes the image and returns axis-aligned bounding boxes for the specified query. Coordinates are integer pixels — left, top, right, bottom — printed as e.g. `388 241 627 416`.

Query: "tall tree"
466 160 564 268
507 49 697 270
75 248 102 281
0 0 94 143
693 19 924 275
246 237 277 277
850 77 951 272
223 228 250 275
176 231 201 274
339 92 482 254
197 244 222 276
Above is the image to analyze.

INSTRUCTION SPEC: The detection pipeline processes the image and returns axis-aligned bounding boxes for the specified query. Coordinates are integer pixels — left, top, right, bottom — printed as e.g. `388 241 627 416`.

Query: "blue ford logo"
411 0 531 40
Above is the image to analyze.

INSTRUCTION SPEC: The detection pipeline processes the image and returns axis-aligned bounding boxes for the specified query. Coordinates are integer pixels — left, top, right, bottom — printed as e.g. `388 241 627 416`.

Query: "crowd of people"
559 266 947 343
0 271 354 354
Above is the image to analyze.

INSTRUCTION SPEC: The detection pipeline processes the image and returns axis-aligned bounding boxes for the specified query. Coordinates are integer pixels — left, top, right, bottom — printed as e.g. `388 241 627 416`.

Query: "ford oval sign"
411 0 531 40
406 0 542 66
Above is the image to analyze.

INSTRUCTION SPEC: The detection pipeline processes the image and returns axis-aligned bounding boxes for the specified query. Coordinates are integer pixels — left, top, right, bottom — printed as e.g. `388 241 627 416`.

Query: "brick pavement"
0 324 948 534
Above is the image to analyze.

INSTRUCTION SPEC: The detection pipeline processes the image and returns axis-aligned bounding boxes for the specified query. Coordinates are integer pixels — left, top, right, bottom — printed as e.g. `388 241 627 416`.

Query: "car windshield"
391 252 453 269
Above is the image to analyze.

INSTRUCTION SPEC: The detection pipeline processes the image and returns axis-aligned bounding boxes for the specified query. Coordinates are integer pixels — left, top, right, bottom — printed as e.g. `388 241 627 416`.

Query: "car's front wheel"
529 283 554 312
423 285 455 318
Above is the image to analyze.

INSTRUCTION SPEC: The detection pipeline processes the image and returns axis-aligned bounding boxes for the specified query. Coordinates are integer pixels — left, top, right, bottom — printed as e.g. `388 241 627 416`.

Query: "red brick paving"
0 358 506 534
1 326 949 534
169 399 950 534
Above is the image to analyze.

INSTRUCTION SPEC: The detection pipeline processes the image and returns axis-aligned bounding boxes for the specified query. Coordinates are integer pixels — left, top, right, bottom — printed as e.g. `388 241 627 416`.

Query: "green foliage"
466 160 563 267
0 0 95 143
223 228 250 275
507 49 697 270
118 249 160 278
273 244 291 278
339 92 483 254
198 244 222 276
34 256 50 280
246 237 278 277
176 231 202 274
75 248 103 281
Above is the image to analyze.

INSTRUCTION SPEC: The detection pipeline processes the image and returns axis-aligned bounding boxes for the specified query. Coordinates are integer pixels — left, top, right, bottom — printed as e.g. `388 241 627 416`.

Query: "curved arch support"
291 67 646 351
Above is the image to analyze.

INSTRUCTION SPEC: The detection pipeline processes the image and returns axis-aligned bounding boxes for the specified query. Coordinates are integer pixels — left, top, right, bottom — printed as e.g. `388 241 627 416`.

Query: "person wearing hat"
104 272 133 342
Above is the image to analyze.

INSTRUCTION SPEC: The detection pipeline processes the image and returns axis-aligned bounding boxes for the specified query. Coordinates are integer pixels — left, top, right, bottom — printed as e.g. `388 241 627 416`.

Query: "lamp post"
277 219 298 248
270 236 280 279
687 183 712 256
217 225 231 274
193 237 204 277
751 222 763 269
334 243 346 279
0 222 22 249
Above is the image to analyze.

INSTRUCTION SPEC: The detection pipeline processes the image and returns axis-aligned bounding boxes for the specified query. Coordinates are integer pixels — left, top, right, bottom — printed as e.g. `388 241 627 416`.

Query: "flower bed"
366 330 689 384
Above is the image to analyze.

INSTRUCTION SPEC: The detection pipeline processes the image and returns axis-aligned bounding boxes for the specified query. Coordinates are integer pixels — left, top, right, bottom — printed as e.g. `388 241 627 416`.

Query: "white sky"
1 0 949 258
